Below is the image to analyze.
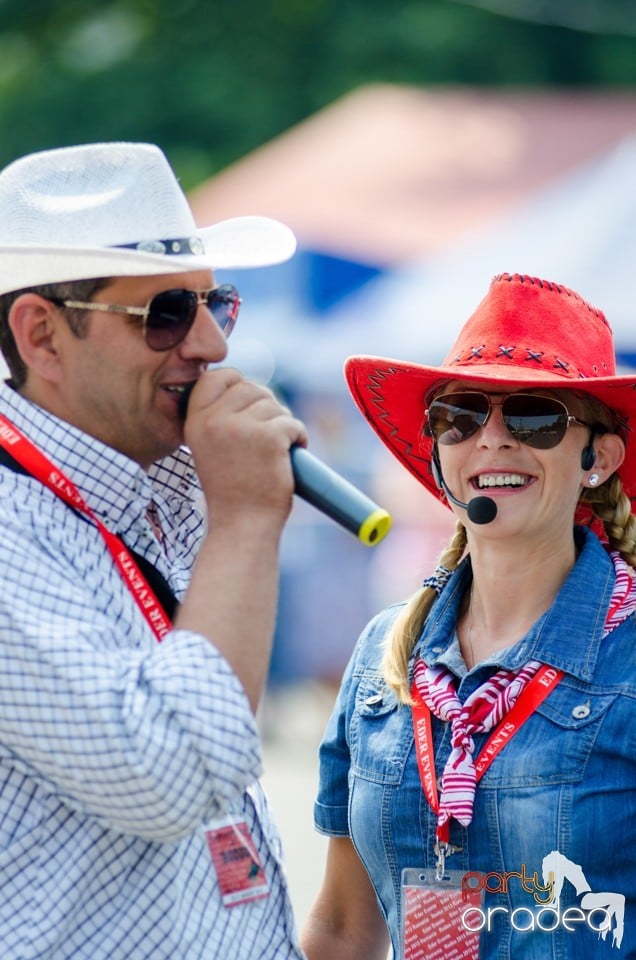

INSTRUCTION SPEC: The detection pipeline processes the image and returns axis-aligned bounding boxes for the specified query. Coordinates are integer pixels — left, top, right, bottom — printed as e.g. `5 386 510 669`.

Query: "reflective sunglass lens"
502 396 567 449
145 290 197 350
428 394 489 445
207 284 241 336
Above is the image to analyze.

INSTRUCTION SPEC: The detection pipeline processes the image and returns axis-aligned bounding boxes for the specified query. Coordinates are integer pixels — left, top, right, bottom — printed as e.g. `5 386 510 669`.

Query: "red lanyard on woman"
0 413 172 641
411 663 564 845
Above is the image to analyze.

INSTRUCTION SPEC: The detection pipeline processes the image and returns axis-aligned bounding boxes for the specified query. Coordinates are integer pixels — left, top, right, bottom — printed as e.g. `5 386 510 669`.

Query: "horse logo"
542 850 625 949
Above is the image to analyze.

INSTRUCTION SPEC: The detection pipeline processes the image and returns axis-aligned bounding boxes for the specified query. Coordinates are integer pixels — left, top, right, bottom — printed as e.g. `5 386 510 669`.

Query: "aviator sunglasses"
426 391 594 450
49 284 241 351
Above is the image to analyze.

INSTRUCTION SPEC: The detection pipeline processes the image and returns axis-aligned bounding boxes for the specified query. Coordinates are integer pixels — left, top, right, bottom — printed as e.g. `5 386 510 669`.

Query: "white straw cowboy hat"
0 141 297 295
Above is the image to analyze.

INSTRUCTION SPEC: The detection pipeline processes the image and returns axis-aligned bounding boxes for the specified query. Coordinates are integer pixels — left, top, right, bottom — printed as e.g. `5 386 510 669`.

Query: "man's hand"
176 367 308 711
184 367 307 530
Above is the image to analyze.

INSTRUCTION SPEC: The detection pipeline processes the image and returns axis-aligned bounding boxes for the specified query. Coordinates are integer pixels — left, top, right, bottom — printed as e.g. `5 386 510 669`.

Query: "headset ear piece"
580 425 608 472
581 443 596 472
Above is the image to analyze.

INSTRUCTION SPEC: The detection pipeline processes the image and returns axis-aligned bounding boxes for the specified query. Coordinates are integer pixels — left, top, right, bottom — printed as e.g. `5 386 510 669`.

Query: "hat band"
114 236 205 256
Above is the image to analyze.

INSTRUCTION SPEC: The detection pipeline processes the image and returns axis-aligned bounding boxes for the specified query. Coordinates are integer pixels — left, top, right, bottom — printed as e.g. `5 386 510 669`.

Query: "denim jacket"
315 528 636 959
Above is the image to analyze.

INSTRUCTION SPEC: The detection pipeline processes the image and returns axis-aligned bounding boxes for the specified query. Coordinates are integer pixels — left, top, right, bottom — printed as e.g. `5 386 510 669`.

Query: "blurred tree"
0 0 633 186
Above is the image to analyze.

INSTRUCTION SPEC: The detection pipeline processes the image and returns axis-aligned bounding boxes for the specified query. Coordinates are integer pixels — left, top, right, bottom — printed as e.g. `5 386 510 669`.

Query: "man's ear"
8 294 65 384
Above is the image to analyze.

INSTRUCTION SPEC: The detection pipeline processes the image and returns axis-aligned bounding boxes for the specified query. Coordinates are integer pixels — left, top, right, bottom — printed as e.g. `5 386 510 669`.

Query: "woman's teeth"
477 474 529 488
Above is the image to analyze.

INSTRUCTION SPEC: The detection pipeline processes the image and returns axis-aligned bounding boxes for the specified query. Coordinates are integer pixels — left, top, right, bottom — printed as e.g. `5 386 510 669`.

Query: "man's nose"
177 304 229 363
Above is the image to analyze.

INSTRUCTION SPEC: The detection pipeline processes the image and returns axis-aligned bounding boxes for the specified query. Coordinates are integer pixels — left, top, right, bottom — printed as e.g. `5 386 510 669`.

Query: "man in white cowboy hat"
0 142 309 959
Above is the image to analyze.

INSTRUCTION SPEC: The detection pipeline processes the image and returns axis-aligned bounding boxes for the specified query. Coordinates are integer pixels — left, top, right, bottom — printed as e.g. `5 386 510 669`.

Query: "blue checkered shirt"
0 382 304 959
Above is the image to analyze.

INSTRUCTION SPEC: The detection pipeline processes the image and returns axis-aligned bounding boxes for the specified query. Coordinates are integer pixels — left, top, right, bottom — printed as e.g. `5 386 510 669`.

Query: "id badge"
204 815 269 908
401 868 483 960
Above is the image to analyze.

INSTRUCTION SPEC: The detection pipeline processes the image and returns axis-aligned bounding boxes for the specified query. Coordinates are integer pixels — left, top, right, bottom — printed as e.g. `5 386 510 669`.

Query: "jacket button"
365 693 383 706
572 702 591 719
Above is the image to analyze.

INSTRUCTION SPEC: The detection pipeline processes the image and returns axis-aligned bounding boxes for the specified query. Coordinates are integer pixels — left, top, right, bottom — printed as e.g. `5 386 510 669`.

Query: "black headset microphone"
431 447 498 525
178 385 392 546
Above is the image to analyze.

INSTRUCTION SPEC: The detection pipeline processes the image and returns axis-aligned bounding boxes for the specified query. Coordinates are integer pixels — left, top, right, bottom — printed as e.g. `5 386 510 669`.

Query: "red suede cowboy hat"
345 272 636 513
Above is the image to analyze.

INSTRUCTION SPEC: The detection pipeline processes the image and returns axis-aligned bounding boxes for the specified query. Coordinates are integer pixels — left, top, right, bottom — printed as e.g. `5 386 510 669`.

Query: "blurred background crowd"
1 0 635 925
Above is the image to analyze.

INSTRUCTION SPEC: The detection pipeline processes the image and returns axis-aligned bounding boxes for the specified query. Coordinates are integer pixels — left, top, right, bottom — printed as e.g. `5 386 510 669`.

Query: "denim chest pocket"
479 685 618 788
349 674 412 785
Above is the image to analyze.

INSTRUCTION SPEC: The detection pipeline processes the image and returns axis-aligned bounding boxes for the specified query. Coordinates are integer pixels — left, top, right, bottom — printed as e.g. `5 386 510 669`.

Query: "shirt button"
572 702 591 719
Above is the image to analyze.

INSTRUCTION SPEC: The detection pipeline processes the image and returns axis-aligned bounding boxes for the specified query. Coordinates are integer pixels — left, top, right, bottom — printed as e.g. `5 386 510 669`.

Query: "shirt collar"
0 380 199 528
418 527 616 683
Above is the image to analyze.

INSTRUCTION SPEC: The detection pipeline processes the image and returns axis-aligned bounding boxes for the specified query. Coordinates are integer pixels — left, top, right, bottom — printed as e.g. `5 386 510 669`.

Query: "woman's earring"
588 473 600 487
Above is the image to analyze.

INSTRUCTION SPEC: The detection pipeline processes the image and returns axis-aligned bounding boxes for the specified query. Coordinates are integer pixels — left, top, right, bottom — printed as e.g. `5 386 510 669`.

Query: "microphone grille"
467 497 498 525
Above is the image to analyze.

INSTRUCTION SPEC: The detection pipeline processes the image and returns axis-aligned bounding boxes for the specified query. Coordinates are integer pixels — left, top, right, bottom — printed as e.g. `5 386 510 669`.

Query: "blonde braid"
581 475 636 571
382 520 468 704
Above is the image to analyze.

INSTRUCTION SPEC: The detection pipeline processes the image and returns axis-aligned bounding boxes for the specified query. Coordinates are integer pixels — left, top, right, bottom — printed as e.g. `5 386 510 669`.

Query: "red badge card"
205 816 269 908
402 869 482 960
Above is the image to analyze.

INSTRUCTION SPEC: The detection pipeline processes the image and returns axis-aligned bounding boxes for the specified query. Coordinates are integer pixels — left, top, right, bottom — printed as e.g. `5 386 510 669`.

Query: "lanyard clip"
434 840 449 880
434 840 461 880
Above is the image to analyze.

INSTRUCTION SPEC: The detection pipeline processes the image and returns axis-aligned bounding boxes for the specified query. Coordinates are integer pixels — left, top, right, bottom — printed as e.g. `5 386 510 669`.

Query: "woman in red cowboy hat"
301 274 636 960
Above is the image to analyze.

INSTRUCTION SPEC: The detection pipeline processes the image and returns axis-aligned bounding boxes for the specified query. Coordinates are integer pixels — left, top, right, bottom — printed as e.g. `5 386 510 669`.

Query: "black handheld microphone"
178 385 392 546
290 446 392 546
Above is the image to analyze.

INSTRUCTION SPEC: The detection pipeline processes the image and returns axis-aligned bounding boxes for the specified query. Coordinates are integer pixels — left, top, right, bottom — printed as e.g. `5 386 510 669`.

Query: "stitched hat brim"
345 355 636 510
0 216 296 295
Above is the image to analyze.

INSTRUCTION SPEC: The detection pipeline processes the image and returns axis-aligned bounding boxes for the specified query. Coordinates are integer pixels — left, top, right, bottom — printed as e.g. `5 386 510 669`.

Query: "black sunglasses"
50 284 241 351
426 391 593 450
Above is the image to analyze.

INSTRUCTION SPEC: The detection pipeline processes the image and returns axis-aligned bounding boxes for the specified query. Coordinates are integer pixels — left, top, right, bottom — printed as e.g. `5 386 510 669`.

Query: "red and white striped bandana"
413 551 636 833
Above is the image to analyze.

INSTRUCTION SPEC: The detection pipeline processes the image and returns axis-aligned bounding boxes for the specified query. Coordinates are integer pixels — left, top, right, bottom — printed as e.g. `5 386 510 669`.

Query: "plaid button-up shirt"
0 381 303 959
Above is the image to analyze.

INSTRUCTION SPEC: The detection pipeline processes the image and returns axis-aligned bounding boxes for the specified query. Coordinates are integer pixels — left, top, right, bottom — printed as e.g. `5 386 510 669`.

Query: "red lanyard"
411 663 564 842
0 413 172 641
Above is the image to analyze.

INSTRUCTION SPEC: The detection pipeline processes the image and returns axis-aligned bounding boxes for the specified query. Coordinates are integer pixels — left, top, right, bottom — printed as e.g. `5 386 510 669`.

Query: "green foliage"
0 0 633 187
